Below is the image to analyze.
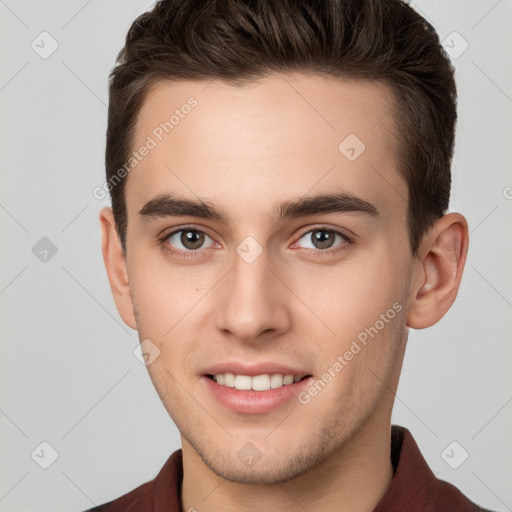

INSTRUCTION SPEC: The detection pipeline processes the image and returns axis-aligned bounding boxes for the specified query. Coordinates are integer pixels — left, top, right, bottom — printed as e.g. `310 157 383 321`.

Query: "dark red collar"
88 425 494 511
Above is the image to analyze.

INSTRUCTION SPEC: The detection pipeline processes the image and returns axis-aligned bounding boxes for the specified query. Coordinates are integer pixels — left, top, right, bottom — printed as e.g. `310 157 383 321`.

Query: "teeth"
251 374 270 391
270 374 283 388
223 373 235 387
212 373 305 391
234 374 252 390
283 375 294 385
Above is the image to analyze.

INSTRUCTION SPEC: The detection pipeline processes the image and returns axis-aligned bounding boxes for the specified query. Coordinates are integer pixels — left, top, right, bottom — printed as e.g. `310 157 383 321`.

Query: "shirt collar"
150 425 456 512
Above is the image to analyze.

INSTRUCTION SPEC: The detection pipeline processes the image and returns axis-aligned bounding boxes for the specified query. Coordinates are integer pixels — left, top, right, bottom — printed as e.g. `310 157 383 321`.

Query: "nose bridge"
215 238 289 341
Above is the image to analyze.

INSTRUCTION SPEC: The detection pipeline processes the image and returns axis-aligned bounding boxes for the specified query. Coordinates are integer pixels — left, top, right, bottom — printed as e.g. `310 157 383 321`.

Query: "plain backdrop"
0 1 511 511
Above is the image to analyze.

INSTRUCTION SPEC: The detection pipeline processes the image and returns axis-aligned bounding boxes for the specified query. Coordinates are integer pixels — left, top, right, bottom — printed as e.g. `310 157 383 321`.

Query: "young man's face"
103 74 432 483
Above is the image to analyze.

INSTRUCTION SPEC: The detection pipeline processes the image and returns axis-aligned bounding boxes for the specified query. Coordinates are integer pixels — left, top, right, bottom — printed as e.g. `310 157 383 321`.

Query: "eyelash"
158 225 355 260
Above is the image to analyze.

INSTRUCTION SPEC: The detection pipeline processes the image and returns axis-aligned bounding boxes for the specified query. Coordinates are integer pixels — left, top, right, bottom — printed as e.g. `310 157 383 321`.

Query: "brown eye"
310 229 336 249
164 229 215 252
298 229 343 250
180 230 205 250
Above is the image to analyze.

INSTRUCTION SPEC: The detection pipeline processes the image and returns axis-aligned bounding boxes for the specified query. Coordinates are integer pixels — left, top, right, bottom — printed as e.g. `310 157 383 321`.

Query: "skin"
100 73 469 512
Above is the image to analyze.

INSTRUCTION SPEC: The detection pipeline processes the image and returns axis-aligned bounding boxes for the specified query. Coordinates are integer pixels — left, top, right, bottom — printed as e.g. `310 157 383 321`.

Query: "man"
89 0 498 510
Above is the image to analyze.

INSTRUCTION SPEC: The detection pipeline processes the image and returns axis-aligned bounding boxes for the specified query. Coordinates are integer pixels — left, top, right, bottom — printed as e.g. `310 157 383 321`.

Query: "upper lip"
202 361 312 378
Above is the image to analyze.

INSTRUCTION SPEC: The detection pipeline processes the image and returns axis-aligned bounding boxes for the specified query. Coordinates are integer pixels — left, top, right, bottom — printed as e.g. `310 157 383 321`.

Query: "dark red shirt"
86 425 497 512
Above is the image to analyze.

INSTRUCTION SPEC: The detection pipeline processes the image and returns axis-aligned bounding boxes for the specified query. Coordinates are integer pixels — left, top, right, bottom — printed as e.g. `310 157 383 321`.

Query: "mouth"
205 373 312 391
201 372 314 414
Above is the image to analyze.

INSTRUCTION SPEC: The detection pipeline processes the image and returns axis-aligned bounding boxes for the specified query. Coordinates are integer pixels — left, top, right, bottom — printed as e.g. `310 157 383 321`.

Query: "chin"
193 430 336 485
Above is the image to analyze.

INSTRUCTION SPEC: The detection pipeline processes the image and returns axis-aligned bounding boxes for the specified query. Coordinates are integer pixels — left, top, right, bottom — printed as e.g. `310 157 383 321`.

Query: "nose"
215 245 291 345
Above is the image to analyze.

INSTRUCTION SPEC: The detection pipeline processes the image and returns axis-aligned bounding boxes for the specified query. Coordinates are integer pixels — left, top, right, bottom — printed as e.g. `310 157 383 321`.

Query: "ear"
406 213 469 329
99 207 137 330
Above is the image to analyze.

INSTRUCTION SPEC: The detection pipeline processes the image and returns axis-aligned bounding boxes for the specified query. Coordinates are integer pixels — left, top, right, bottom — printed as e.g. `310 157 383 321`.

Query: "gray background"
1 1 511 510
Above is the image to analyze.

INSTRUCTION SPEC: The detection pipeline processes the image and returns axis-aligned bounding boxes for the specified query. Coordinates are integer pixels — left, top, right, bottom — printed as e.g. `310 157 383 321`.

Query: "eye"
162 228 216 254
292 228 353 254
159 225 354 260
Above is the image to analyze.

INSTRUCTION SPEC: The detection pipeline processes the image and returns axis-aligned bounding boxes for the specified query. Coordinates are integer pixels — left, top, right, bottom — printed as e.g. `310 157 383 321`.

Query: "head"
100 0 468 485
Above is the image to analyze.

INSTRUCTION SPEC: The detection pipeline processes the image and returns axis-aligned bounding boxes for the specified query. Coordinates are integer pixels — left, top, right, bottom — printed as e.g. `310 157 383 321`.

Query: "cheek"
291 246 409 371
128 253 206 327
296 249 406 328
127 261 209 376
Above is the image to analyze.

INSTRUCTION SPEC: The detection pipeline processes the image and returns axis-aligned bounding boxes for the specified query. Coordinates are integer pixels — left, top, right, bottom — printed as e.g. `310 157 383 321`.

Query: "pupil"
182 230 204 249
313 230 334 249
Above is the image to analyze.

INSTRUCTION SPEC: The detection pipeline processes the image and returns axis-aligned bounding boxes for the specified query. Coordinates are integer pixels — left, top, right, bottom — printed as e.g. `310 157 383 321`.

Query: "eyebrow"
139 191 380 224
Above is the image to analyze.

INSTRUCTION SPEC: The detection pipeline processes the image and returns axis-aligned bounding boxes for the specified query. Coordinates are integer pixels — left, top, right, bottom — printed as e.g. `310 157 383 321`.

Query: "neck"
180 415 394 512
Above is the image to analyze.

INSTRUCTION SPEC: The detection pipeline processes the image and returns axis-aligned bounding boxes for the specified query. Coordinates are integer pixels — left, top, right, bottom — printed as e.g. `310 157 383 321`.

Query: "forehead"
127 73 406 223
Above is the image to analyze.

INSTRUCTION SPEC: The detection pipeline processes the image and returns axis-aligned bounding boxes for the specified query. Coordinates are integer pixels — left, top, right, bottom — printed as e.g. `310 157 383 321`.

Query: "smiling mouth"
205 373 312 391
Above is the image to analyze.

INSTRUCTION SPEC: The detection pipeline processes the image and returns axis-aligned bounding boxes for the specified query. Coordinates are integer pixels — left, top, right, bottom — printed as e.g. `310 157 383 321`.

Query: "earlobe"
406 213 469 329
99 207 137 330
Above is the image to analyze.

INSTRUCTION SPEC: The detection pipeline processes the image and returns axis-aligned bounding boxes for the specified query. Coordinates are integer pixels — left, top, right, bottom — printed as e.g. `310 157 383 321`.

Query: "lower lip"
201 375 314 414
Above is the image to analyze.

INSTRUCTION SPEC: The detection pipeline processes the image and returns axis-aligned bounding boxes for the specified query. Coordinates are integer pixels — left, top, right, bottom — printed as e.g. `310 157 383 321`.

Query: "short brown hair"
105 0 457 255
